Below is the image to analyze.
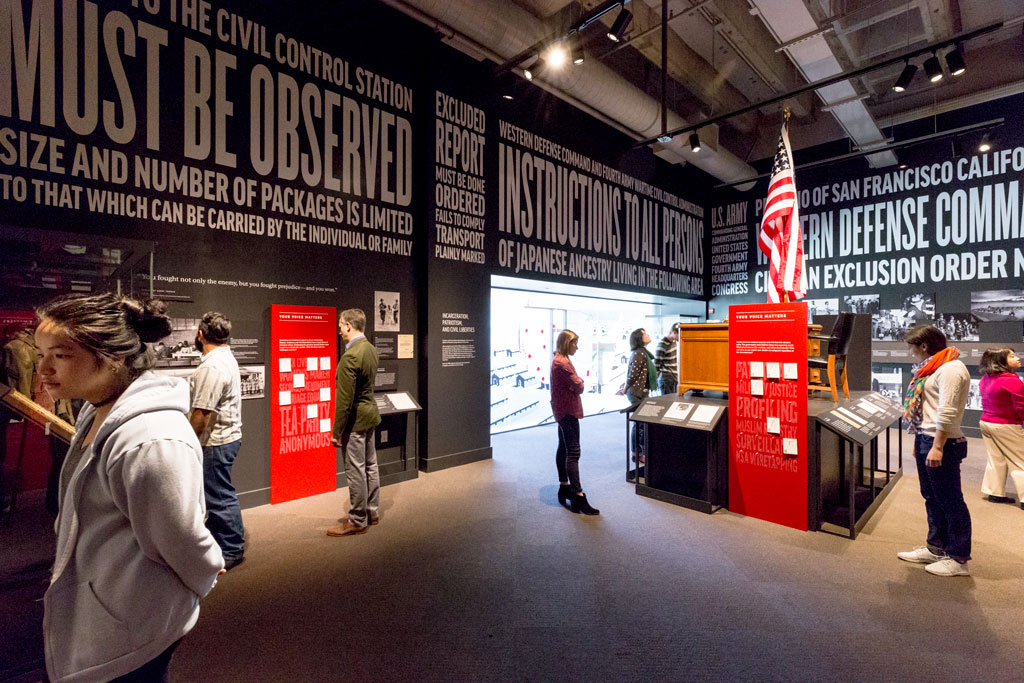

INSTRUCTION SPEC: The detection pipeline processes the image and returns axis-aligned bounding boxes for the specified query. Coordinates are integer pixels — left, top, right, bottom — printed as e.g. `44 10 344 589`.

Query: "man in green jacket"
327 308 381 537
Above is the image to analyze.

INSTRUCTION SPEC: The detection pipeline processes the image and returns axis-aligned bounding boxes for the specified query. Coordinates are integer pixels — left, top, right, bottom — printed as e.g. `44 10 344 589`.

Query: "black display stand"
375 392 422 486
622 402 642 483
628 394 729 514
809 391 903 539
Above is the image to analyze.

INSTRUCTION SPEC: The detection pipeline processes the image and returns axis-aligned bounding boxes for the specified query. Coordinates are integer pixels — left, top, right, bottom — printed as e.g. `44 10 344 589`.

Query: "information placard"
270 305 337 504
729 303 809 530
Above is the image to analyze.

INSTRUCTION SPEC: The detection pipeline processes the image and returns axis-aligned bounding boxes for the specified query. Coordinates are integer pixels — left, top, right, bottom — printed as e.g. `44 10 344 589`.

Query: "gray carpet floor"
163 412 1023 682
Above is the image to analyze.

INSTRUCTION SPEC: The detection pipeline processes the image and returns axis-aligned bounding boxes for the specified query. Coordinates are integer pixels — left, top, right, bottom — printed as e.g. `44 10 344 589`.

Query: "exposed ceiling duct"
748 0 898 167
381 0 759 185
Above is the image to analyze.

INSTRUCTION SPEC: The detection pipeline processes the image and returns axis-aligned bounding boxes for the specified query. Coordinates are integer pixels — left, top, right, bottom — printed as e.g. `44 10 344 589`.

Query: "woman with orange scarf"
897 325 972 577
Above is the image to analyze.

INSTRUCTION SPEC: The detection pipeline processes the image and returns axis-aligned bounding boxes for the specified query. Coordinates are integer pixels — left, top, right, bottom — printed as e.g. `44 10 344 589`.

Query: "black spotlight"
892 62 917 92
924 54 943 82
689 132 701 153
945 46 966 76
607 9 632 42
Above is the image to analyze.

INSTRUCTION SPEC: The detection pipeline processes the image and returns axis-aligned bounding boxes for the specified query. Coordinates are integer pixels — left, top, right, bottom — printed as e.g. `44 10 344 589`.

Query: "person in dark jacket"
328 308 382 536
621 328 656 464
550 330 598 515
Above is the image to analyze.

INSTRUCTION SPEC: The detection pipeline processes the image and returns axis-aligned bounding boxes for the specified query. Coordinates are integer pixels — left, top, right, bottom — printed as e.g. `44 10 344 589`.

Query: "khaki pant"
979 420 1024 500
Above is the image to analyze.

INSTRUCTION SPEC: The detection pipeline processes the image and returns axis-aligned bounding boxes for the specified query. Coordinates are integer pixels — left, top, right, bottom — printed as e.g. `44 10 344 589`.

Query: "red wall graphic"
728 303 809 530
270 305 337 504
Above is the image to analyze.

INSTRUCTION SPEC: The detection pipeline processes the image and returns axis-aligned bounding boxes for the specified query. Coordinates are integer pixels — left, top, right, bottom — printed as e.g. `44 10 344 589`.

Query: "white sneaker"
897 546 945 564
925 557 970 577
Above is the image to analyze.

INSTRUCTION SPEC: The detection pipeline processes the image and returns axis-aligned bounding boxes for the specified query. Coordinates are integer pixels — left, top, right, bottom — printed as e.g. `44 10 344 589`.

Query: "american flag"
758 123 806 303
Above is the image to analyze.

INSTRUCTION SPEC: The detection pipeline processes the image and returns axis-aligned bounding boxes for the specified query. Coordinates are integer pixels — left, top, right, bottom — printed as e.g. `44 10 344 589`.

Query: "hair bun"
122 297 173 343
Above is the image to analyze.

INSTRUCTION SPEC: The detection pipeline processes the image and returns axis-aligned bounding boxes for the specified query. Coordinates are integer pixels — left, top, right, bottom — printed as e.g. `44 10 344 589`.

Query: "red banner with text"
728 303 809 530
270 305 337 504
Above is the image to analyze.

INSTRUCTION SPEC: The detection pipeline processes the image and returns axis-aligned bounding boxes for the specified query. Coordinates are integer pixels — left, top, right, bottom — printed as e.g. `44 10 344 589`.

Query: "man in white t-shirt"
190 312 245 570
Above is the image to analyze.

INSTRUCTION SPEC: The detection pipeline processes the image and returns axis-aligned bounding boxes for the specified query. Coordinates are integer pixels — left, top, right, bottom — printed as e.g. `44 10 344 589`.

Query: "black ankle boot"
570 492 600 515
557 484 572 509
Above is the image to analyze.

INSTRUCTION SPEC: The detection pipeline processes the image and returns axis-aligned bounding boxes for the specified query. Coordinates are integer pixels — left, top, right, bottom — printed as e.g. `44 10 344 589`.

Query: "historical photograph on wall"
934 313 980 341
902 293 935 320
871 368 903 402
153 318 202 367
374 291 401 332
844 294 879 314
966 378 983 411
240 366 266 400
971 290 1024 322
805 298 839 322
873 310 917 341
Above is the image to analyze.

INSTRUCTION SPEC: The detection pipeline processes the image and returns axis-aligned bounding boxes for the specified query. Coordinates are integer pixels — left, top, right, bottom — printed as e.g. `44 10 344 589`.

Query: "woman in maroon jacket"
551 329 599 515
978 347 1024 508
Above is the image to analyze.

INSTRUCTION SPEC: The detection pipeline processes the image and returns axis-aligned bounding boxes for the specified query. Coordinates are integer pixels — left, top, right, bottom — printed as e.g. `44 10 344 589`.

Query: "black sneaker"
986 495 1013 504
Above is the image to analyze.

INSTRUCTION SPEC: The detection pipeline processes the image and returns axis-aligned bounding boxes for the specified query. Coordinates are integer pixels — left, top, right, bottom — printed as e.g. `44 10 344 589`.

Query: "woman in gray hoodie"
35 293 224 682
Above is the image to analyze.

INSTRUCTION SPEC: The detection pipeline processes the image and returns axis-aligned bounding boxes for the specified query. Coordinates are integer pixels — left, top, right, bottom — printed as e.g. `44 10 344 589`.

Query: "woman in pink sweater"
550 330 599 515
978 347 1024 508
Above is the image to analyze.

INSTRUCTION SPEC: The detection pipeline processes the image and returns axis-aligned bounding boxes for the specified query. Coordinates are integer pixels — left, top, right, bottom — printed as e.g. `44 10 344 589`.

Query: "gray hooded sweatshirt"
44 371 224 682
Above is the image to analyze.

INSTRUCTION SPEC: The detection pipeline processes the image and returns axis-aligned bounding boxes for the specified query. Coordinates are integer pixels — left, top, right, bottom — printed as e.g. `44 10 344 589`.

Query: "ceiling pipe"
636 20 1006 147
382 0 760 185
712 118 1005 189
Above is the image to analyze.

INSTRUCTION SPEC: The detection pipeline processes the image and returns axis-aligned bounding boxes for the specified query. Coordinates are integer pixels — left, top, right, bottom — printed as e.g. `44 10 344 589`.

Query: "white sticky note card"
319 418 331 433
750 362 764 378
307 357 318 372
766 362 781 379
766 416 780 434
279 390 291 406
784 362 798 380
320 387 330 401
279 358 291 373
783 438 798 455
306 404 317 419
321 356 331 370
750 379 764 396
293 374 305 388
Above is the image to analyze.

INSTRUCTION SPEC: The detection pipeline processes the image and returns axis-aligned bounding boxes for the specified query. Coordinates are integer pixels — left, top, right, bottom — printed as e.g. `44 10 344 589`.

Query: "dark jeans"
203 439 245 560
109 639 181 682
555 415 582 494
659 376 677 396
914 433 972 563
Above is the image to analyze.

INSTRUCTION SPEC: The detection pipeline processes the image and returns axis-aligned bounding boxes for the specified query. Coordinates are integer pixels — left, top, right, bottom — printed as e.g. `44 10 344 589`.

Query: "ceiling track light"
689 132 701 153
979 134 991 152
523 68 533 81
923 54 943 82
892 61 917 92
945 45 966 76
544 43 568 69
606 8 632 43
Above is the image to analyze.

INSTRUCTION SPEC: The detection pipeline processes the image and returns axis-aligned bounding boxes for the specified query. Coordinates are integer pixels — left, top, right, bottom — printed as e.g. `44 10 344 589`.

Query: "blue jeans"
203 440 245 560
659 376 677 396
914 434 971 563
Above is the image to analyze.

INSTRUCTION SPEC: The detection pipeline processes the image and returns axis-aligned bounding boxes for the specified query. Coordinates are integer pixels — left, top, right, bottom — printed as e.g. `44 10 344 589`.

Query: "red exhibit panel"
270 305 337 504
728 303 809 530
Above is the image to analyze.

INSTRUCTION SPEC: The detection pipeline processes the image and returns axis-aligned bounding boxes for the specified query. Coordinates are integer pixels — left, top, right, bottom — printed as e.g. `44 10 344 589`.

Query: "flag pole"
781 104 791 304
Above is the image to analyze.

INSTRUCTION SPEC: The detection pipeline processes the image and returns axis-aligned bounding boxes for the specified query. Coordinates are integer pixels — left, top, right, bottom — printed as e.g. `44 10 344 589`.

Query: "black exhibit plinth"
629 394 729 514
374 392 422 486
808 391 904 539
